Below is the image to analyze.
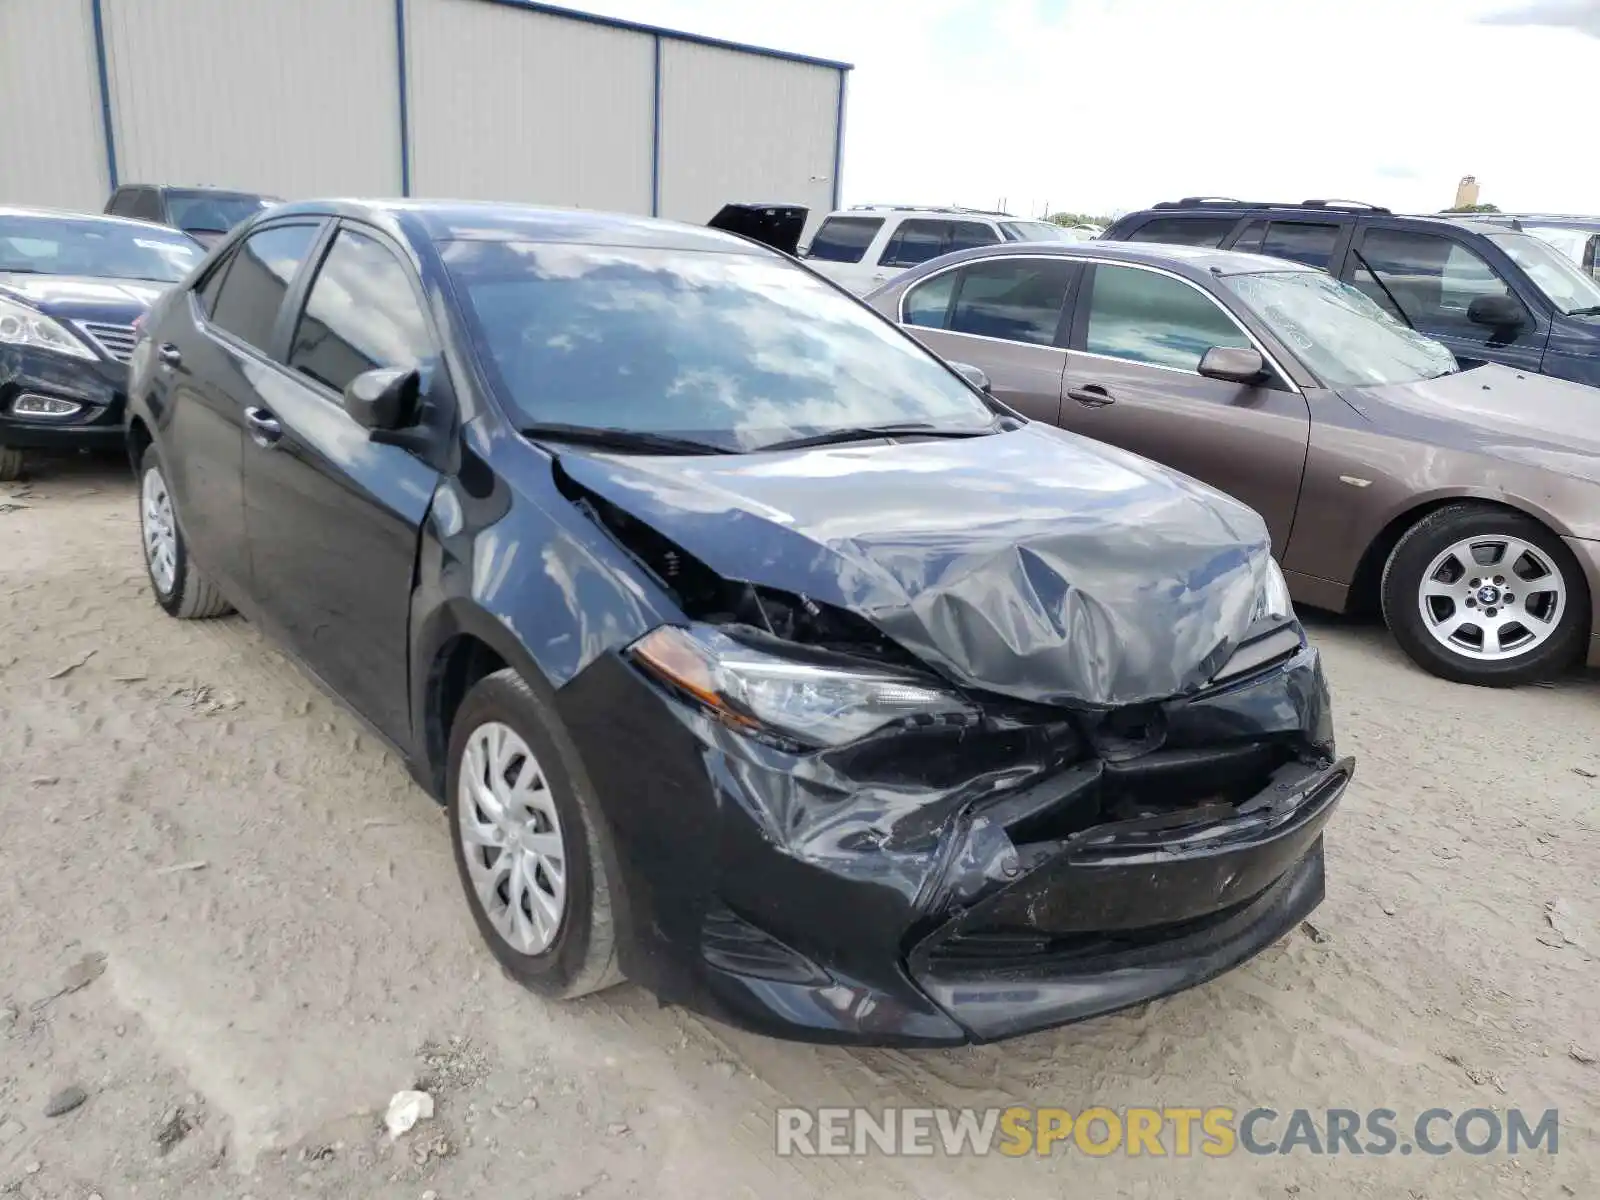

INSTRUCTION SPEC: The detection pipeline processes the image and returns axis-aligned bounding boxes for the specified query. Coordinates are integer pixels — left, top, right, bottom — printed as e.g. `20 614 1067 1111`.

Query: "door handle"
244 406 283 447
157 343 182 367
1067 384 1116 407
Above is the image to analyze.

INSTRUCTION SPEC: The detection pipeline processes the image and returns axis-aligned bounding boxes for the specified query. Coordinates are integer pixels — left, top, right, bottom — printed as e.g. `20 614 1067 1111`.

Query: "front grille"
76 320 138 363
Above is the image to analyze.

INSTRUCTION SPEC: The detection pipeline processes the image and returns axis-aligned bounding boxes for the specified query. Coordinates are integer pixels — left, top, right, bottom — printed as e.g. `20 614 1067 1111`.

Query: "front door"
1058 262 1312 553
1343 223 1549 373
240 222 444 744
896 254 1079 424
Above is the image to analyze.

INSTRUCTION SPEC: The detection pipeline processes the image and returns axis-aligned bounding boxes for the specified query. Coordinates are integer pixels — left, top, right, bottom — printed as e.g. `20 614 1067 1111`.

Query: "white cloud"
577 0 1600 217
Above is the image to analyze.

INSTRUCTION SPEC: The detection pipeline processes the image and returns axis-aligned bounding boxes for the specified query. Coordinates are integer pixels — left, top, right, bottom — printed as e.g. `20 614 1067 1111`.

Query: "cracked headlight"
1252 556 1294 624
0 295 97 361
630 624 975 747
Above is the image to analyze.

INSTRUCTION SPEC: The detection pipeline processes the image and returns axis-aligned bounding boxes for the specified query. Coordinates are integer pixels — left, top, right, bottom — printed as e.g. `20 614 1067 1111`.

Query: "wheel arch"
126 413 153 473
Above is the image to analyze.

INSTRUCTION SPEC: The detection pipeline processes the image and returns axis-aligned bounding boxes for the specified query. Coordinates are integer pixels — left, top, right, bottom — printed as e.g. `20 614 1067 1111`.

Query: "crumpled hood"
558 423 1276 707
0 273 167 324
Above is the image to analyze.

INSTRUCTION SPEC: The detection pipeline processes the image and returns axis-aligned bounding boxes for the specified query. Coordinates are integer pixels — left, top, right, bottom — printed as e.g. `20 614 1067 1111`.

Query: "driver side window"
1080 265 1251 371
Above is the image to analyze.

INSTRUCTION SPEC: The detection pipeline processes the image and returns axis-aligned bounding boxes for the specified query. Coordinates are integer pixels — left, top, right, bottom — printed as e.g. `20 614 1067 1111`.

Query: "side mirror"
1468 294 1527 330
344 366 420 432
1198 345 1267 384
950 361 993 394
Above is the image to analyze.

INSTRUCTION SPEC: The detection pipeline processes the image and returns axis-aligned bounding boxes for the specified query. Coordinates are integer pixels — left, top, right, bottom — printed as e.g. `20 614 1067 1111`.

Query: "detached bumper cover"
558 641 1345 1045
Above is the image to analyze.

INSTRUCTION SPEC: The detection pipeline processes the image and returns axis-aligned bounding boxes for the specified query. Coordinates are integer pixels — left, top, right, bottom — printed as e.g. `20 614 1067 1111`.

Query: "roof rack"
847 203 1015 217
1152 197 1391 214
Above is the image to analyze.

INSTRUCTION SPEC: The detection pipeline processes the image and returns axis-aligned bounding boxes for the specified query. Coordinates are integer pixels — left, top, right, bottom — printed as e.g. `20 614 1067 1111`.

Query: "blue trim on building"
832 68 847 211
394 0 412 195
650 34 663 216
471 0 852 71
89 0 119 190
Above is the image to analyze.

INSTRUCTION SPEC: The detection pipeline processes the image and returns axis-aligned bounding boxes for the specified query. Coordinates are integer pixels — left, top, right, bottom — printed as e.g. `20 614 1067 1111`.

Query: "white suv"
801 206 1090 295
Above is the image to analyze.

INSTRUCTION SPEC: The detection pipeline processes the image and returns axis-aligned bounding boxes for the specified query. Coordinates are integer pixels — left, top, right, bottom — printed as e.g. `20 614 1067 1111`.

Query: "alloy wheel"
141 466 177 596
457 721 568 956
1416 534 1567 661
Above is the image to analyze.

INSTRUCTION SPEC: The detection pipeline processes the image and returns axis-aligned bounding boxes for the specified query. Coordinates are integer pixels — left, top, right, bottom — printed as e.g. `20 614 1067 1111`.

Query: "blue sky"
574 0 1600 217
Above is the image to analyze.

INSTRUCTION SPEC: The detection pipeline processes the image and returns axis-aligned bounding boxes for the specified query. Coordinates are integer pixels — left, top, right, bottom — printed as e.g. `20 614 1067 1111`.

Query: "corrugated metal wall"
658 41 840 227
99 0 401 198
405 0 654 211
0 0 109 210
1 0 845 222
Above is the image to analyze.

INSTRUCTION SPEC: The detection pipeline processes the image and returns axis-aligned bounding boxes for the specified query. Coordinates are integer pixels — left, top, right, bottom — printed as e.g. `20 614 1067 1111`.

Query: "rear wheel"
139 446 233 620
0 446 23 482
447 669 622 999
1381 504 1587 686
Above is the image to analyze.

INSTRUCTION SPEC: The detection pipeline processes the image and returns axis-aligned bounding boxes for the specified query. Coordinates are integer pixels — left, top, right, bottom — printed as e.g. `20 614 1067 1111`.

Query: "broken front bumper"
557 640 1348 1046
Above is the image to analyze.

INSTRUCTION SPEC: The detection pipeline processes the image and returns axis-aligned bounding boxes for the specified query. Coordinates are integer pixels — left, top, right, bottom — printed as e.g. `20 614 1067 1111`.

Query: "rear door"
873 219 1001 292
897 254 1079 423
1342 223 1550 372
159 221 324 594
240 221 445 743
1059 262 1311 551
802 215 886 293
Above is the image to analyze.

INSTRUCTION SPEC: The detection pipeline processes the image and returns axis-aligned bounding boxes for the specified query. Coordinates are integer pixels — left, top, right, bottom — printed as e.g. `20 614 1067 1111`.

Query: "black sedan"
0 207 204 480
126 200 1352 1045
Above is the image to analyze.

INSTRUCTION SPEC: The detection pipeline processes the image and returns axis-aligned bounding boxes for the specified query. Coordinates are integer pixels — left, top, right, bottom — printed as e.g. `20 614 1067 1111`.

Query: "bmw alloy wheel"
457 721 568 955
1416 534 1567 662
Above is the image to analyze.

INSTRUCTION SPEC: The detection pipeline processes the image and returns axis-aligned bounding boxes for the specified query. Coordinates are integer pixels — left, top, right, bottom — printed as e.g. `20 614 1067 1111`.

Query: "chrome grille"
76 320 139 363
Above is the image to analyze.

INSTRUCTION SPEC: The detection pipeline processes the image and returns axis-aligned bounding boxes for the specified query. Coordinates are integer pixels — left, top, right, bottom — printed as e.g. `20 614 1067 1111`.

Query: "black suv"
1103 199 1600 388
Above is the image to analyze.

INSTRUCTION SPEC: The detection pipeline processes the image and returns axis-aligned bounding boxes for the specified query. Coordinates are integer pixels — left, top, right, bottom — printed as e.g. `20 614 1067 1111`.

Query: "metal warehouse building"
0 0 849 227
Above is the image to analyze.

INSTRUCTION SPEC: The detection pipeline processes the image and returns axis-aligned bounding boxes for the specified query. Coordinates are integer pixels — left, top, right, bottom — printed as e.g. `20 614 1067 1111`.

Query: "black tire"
1381 503 1589 686
446 668 622 999
138 445 234 620
0 446 23 483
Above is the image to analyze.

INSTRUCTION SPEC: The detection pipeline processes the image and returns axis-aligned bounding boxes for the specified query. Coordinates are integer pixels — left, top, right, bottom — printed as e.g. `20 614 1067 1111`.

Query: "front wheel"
447 669 622 999
0 446 23 482
138 447 234 620
1381 504 1588 686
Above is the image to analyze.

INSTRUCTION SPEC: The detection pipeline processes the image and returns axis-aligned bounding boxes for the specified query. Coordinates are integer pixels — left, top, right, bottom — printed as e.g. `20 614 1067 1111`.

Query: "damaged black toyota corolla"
127 201 1351 1045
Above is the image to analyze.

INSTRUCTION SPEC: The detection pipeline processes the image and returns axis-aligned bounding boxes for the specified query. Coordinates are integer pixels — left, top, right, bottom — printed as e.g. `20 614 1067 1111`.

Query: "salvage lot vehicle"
0 207 204 481
127 200 1350 1045
797 204 1087 295
105 184 279 246
867 240 1600 686
1101 199 1600 389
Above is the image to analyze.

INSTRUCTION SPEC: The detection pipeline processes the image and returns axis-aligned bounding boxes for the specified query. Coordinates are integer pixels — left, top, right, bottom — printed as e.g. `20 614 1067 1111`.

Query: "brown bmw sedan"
866 240 1600 686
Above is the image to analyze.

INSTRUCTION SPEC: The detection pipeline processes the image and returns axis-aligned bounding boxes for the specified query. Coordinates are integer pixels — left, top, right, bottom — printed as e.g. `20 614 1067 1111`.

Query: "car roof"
1126 203 1509 236
256 199 771 255
0 205 193 235
897 238 1321 281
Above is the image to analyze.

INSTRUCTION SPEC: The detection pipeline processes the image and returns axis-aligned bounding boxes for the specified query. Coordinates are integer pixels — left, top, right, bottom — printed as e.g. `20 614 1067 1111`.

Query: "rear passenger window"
289 228 433 395
1081 264 1250 371
206 223 321 352
1259 222 1340 269
806 217 881 263
882 220 952 269
1128 217 1236 247
903 271 957 328
947 259 1074 345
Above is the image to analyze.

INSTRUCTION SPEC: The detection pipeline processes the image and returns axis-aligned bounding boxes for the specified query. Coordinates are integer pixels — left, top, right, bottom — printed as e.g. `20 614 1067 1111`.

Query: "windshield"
1487 231 1600 315
165 191 275 234
0 214 202 282
1223 269 1459 388
442 241 996 451
1000 221 1087 243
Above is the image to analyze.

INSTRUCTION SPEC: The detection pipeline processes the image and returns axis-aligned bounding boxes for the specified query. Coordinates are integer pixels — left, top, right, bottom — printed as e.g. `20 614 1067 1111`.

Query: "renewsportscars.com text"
775 1106 1560 1158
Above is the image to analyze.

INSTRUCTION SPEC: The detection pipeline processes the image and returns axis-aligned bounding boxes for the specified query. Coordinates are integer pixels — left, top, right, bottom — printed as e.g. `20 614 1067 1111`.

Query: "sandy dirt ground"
1 454 1597 1200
